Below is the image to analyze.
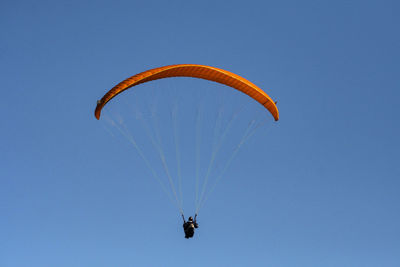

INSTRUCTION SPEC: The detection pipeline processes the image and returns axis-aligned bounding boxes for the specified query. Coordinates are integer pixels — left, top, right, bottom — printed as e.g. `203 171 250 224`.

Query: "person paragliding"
94 64 280 239
182 214 198 239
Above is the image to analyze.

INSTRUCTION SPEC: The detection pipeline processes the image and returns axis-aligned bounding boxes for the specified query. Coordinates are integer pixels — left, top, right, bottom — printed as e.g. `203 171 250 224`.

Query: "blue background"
1 0 399 266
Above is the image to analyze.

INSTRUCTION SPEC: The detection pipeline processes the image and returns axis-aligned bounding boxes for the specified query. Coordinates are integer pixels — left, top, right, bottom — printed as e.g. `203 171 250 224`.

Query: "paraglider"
95 64 279 121
95 64 279 239
182 214 198 239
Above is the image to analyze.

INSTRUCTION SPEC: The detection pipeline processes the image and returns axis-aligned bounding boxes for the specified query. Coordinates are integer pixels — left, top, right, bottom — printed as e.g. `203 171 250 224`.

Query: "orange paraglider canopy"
95 64 279 121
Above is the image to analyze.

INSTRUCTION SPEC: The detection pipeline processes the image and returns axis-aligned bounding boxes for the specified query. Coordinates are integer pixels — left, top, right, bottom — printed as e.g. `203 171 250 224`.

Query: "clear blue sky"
1 0 399 266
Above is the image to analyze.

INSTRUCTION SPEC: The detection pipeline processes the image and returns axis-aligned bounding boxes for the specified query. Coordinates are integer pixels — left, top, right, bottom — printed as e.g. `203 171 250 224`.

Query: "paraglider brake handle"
181 214 185 222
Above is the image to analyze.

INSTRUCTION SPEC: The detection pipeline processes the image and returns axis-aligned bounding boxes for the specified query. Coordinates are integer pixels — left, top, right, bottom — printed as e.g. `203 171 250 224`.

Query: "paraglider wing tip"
95 101 102 120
